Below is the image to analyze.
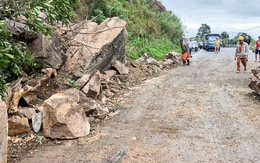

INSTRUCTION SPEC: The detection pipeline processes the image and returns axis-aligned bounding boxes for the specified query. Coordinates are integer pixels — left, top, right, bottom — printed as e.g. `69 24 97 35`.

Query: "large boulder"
0 99 8 163
28 31 65 69
63 17 127 77
249 66 260 95
42 89 90 139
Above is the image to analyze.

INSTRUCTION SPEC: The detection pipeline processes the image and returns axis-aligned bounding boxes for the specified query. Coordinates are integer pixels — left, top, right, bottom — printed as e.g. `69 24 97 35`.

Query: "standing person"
255 36 260 62
187 38 193 58
244 35 251 47
234 36 249 73
244 35 251 61
180 38 190 66
214 37 220 53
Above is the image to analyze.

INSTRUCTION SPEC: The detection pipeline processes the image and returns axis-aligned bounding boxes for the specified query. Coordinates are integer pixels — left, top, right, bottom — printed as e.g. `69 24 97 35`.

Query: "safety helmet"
238 36 244 41
179 38 183 42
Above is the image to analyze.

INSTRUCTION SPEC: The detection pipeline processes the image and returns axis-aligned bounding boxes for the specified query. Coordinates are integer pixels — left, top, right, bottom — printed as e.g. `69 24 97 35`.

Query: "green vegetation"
127 35 180 60
0 0 79 97
196 24 211 39
85 0 183 59
0 0 183 96
226 32 256 46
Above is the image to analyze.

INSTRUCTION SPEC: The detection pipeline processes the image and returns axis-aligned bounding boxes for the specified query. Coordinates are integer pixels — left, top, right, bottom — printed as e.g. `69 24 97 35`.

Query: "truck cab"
203 34 221 51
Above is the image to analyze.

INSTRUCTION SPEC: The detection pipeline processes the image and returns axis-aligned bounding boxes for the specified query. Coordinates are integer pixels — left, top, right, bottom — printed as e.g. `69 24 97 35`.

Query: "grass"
126 34 181 60
79 0 184 60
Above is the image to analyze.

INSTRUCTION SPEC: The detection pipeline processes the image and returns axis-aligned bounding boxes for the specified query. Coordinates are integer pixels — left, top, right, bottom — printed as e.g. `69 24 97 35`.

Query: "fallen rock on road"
249 66 260 95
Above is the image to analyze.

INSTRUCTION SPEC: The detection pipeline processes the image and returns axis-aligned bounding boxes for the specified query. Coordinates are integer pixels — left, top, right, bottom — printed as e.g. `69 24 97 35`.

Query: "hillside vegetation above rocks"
83 0 183 59
0 0 183 96
0 1 184 161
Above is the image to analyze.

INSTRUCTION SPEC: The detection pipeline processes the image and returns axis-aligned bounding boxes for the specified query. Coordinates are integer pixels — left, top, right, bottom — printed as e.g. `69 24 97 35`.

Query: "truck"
203 34 221 51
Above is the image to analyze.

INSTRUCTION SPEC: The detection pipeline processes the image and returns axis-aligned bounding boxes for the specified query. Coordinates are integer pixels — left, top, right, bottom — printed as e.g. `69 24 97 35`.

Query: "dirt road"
21 48 260 163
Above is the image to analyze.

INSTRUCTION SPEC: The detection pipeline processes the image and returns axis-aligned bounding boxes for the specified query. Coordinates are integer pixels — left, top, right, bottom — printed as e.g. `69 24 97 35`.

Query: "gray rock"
5 18 31 38
28 31 65 69
32 112 42 133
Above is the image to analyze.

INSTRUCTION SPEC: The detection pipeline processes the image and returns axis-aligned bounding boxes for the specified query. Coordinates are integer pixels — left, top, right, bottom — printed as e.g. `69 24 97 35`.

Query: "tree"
221 31 229 39
196 24 211 39
234 32 249 40
0 0 80 97
221 31 229 45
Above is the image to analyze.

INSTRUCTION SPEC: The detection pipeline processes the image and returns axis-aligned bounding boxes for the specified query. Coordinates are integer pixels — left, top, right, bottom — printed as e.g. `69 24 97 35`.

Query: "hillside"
77 0 183 60
0 1 185 162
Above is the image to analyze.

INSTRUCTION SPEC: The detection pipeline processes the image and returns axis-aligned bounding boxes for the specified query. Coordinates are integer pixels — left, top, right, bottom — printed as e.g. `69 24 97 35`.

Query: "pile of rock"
2 16 182 162
4 18 181 137
249 66 260 95
5 64 128 139
4 54 181 140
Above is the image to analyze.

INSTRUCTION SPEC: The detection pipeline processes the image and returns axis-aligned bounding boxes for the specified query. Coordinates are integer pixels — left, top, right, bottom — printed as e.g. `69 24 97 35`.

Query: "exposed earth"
12 48 260 162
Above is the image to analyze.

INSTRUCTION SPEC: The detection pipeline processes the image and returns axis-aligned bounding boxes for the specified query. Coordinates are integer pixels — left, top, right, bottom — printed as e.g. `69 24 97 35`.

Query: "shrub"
85 0 184 60
0 0 80 97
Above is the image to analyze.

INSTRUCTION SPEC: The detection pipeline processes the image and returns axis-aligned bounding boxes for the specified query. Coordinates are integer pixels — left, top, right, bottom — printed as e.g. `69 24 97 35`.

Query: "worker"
214 37 220 53
180 38 190 66
255 36 260 62
234 36 249 73
244 35 251 47
187 38 193 57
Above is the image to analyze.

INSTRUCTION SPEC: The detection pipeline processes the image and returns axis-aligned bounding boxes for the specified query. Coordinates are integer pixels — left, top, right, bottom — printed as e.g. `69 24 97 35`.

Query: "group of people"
179 35 260 73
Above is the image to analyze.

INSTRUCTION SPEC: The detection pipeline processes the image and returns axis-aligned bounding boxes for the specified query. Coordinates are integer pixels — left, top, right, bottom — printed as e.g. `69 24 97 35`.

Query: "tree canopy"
196 24 211 39
221 31 229 39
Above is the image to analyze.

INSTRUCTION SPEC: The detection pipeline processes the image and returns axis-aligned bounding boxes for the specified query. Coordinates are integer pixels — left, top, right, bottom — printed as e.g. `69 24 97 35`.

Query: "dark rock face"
28 31 65 69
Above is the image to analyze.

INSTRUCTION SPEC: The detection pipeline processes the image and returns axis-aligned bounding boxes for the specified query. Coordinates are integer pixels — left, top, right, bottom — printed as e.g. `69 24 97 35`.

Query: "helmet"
258 36 260 38
238 36 244 41
179 38 183 42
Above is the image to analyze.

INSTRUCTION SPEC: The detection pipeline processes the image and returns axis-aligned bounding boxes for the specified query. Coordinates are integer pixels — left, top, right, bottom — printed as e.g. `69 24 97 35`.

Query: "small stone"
32 112 42 133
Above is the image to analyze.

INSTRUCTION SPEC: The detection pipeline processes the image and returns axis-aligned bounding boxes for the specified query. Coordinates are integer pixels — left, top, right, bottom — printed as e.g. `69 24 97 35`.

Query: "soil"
9 48 260 162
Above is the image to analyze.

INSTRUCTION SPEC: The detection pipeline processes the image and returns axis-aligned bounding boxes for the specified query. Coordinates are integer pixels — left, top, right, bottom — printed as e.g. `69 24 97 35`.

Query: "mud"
20 48 260 163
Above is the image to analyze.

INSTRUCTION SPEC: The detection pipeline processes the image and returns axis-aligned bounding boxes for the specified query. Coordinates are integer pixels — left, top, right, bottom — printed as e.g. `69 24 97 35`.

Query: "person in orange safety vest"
234 36 249 73
180 38 190 66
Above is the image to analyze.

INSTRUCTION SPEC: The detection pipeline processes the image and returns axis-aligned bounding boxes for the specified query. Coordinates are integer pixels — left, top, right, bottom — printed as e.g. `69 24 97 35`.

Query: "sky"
161 0 260 39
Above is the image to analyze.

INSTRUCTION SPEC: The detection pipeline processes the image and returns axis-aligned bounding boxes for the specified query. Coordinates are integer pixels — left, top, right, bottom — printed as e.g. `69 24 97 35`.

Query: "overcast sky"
161 0 260 39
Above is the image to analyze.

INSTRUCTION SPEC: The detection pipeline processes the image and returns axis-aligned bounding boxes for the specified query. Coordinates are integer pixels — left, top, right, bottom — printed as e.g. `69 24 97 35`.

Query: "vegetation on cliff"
0 0 183 96
85 0 183 59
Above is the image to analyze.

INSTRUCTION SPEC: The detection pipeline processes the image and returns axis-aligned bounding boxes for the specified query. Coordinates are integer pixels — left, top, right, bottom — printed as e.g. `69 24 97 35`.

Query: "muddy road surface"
21 48 260 163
